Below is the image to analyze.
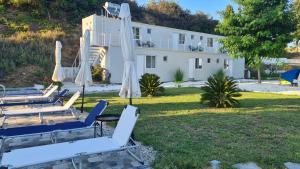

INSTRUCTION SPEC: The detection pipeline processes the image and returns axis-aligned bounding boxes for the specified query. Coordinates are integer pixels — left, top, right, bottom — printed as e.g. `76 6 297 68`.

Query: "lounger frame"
0 105 144 169
0 100 108 151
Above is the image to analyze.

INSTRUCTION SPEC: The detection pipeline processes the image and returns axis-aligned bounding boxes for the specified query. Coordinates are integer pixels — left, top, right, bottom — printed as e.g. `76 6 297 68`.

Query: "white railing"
133 36 221 53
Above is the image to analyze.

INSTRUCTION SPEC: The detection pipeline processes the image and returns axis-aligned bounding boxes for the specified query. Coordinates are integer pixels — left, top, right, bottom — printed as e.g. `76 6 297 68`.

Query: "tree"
294 0 300 52
216 1 296 83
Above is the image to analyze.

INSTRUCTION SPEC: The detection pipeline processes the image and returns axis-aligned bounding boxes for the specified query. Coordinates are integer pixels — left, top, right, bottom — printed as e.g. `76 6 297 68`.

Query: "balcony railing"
92 33 223 54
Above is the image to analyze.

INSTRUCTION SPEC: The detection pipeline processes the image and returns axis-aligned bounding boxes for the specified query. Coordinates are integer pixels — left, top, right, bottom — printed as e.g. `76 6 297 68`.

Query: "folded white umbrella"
118 3 141 104
52 41 65 82
75 30 92 113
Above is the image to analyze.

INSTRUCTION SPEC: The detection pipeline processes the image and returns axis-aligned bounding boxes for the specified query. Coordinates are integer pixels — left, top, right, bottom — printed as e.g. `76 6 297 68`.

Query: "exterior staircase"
89 46 108 67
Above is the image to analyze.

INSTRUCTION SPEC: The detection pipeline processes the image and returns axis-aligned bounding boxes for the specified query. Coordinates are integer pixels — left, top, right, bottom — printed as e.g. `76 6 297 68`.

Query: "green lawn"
75 87 300 169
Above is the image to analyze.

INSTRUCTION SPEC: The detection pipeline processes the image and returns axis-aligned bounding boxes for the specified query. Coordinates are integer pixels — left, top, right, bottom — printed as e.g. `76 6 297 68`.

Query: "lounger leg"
39 113 43 123
0 116 6 127
50 132 58 143
126 145 144 164
71 158 82 169
71 158 78 169
0 137 5 153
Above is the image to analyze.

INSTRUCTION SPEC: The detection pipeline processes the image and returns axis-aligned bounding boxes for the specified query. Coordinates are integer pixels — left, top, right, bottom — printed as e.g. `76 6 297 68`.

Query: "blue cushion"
0 125 52 137
0 100 107 137
84 100 107 126
53 121 86 130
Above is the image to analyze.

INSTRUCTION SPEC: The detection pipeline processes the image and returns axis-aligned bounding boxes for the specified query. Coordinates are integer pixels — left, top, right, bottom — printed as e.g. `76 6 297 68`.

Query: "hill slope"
0 0 219 87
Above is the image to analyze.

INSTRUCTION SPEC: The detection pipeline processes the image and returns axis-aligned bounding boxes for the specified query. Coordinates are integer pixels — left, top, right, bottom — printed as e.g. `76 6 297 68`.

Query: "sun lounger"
0 91 80 124
2 84 54 96
0 100 108 148
0 105 142 169
0 85 59 103
0 89 69 107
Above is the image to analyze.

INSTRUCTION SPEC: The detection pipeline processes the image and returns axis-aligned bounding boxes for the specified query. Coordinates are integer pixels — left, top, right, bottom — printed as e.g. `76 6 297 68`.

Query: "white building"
81 14 245 83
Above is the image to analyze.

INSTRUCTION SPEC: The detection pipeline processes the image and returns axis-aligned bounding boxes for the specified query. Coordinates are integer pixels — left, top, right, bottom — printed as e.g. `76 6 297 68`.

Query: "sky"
136 0 237 20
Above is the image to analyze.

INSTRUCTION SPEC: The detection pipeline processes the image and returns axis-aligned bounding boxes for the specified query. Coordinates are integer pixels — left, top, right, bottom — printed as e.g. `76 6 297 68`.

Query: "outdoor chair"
0 105 143 169
0 89 69 107
0 91 80 125
0 85 58 103
0 100 108 150
2 84 55 96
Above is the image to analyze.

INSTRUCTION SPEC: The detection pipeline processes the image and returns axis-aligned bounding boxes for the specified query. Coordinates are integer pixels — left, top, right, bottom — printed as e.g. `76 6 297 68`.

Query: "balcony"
134 37 221 54
91 33 223 54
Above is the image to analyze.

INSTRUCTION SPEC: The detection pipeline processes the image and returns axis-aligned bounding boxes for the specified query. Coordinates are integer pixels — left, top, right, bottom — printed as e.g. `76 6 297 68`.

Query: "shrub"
174 68 184 83
139 73 164 97
91 64 110 83
200 70 241 108
91 64 103 82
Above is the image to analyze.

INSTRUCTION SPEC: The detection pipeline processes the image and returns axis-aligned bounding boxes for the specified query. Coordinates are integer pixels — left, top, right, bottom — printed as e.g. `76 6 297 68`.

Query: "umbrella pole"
129 98 132 105
81 85 85 113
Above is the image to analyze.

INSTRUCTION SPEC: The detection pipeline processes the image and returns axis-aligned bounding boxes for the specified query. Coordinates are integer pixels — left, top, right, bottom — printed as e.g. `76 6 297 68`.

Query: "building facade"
82 14 245 83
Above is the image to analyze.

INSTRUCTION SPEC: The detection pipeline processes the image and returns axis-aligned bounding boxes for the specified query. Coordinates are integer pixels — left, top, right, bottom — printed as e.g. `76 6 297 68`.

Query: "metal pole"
81 85 85 113
129 98 132 105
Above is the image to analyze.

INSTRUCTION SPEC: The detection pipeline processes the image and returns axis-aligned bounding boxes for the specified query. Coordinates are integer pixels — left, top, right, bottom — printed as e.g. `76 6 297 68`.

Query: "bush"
91 64 103 82
174 68 184 83
201 70 241 108
91 64 110 83
139 73 164 97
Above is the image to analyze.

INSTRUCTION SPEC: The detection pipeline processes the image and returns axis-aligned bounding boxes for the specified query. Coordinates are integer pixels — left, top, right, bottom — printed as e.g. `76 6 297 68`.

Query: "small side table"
95 114 120 137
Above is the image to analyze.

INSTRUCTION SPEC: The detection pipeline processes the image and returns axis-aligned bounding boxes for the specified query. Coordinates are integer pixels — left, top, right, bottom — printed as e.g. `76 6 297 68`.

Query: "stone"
131 161 141 167
233 162 261 169
285 162 300 169
210 160 221 169
52 163 69 169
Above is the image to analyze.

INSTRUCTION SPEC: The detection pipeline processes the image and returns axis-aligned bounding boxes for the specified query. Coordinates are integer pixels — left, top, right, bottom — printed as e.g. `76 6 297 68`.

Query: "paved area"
0 110 154 169
63 80 300 96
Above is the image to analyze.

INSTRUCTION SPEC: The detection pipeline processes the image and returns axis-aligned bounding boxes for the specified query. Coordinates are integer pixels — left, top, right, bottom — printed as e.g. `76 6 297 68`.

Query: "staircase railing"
71 48 81 81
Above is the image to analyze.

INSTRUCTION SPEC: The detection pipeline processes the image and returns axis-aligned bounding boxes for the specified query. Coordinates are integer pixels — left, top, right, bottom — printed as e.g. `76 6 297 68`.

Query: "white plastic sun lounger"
0 105 142 169
0 91 80 124
0 85 58 103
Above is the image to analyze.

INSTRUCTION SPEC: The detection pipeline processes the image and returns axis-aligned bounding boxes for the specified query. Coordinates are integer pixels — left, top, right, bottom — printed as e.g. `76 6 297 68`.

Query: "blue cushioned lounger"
0 100 107 137
0 89 69 107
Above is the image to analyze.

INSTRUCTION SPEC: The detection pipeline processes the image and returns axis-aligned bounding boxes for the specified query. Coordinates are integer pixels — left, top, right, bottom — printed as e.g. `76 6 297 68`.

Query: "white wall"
107 47 244 83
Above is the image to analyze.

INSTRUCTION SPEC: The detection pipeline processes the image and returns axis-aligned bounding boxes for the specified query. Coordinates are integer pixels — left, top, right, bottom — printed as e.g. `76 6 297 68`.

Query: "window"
179 33 185 44
191 35 194 40
147 28 151 34
133 27 140 40
207 58 211 63
207 38 213 47
224 59 229 69
146 55 156 68
216 58 220 63
200 36 203 40
163 56 168 62
195 58 202 69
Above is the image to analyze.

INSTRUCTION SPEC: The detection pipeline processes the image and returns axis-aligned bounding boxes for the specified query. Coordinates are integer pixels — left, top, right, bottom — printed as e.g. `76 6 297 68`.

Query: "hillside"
0 0 219 87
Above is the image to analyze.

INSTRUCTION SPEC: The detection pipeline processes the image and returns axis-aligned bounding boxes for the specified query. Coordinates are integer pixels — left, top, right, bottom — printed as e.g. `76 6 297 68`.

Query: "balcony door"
172 33 179 50
188 58 195 80
136 55 144 79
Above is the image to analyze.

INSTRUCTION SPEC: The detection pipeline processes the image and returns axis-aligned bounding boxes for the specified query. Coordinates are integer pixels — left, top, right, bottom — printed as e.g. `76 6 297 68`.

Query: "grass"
75 87 300 169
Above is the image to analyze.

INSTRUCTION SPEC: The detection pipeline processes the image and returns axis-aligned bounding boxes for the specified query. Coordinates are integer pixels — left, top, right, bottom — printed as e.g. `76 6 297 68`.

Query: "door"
188 58 195 80
136 55 144 79
172 33 179 50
